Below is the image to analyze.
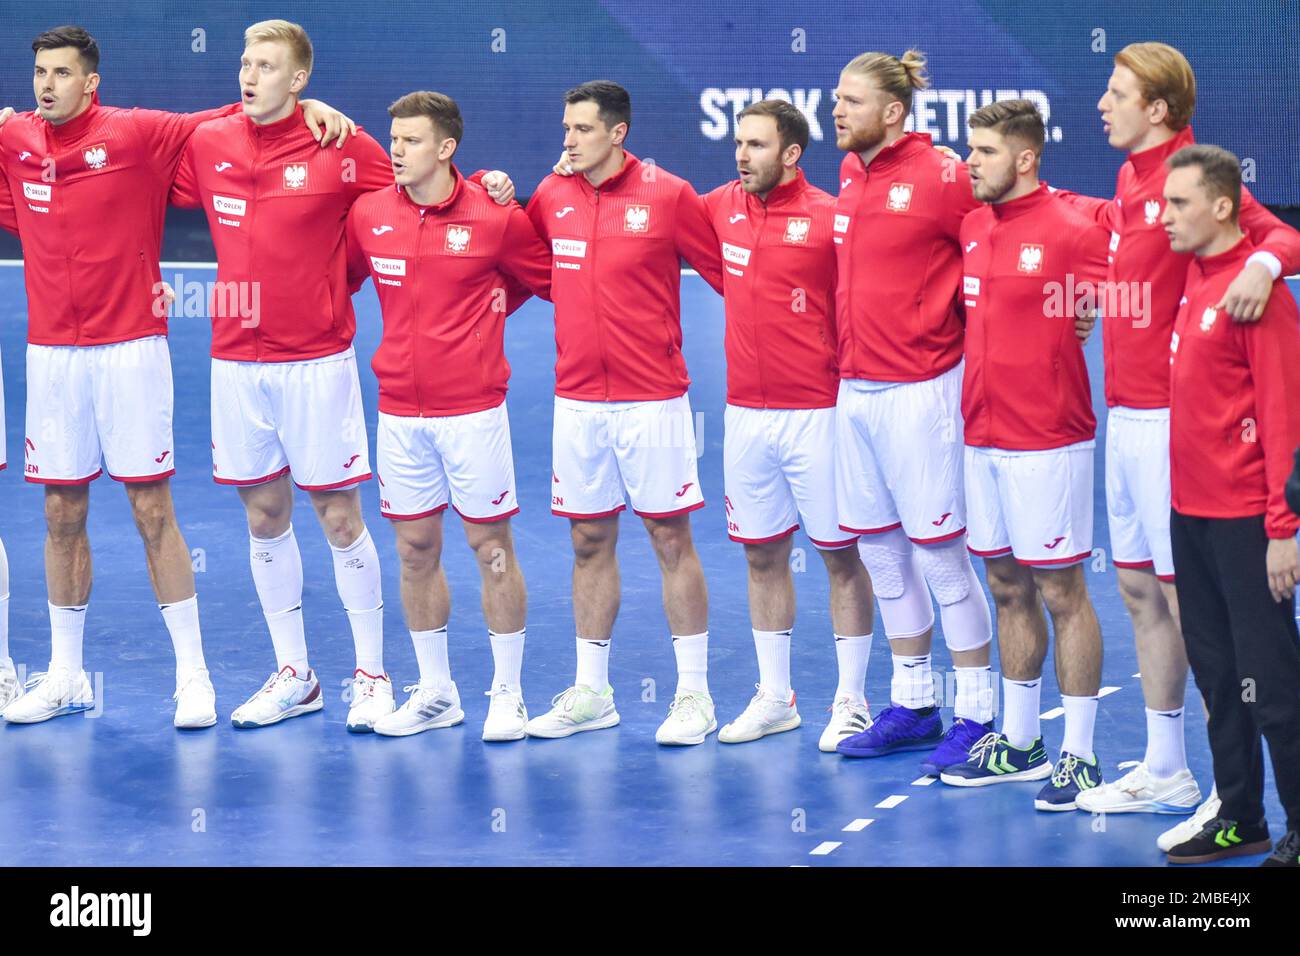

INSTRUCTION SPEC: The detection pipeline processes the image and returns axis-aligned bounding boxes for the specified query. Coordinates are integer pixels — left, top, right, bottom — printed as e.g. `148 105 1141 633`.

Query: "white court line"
875 794 908 810
842 818 875 832
1040 706 1065 720
1098 686 1122 698
1132 672 1142 678
810 841 842 856
912 775 937 786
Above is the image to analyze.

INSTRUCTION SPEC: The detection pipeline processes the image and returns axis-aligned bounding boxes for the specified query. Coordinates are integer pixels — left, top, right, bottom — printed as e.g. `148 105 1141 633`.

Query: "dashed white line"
1040 706 1065 720
810 841 842 856
875 794 909 810
1132 672 1142 678
1098 686 1122 698
842 818 875 832
912 775 937 786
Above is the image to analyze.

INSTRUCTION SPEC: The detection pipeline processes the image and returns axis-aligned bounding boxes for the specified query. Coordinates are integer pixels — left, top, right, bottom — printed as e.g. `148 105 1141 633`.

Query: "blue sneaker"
919 717 994 776
1034 751 1104 811
836 704 943 758
939 732 1052 786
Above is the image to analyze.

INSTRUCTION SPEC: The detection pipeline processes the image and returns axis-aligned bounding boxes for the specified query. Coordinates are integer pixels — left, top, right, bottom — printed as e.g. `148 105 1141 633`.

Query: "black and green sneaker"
1034 751 1104 811
1261 830 1300 868
939 731 1052 787
1167 816 1271 865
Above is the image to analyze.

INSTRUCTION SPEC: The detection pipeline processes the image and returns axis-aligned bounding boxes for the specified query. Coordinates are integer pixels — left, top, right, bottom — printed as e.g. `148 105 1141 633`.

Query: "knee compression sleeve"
857 527 934 639
914 537 992 653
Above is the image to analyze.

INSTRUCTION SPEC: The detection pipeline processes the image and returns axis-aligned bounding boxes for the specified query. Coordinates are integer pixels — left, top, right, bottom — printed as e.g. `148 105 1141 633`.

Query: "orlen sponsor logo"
963 276 980 296
699 87 1059 145
213 195 247 216
23 182 52 203
552 239 587 258
370 256 407 277
721 242 751 267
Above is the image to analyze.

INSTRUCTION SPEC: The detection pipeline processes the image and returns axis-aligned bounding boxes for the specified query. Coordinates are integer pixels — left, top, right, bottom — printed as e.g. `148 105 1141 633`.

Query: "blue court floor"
0 266 1294 867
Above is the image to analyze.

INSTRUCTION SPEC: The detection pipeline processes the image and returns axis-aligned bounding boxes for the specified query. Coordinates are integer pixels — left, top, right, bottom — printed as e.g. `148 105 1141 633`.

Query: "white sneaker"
1075 761 1201 814
346 670 395 733
0 658 22 711
655 690 717 746
173 666 217 729
482 682 528 741
819 694 873 752
230 666 323 729
1157 785 1221 852
524 684 619 738
373 681 464 737
2 667 94 723
719 684 801 743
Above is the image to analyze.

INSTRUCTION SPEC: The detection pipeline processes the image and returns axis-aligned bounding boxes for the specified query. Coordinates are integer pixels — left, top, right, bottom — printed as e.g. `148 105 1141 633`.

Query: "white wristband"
1246 250 1283 280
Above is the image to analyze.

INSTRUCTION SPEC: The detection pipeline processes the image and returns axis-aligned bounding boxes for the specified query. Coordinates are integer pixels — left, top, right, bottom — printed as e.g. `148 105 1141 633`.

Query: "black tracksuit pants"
1170 510 1300 832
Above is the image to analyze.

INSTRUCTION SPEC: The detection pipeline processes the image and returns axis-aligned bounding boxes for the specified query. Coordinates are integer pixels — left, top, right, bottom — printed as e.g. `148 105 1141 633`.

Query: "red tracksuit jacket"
834 132 979 382
1170 236 1300 539
960 184 1111 450
704 169 839 409
346 168 553 417
0 99 239 346
525 151 724 402
170 105 392 361
1060 126 1300 409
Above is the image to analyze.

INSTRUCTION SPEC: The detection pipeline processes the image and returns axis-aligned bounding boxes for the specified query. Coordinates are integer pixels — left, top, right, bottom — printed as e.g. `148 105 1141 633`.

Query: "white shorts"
24 336 175 484
1106 406 1174 580
834 362 966 543
724 404 856 549
551 394 704 519
965 441 1095 567
211 347 371 490
377 402 519 523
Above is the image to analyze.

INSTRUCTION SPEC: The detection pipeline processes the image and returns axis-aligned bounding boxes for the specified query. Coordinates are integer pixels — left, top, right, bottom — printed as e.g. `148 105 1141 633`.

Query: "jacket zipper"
414 207 426 416
751 199 767 407
589 189 609 401
249 129 262 362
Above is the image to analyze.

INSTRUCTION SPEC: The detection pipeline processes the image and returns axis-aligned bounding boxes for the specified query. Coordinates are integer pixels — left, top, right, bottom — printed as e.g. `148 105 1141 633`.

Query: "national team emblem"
282 163 308 189
885 182 913 212
1199 307 1217 332
1143 199 1161 225
82 143 108 169
783 217 811 244
1017 243 1044 274
624 204 650 232
445 224 472 254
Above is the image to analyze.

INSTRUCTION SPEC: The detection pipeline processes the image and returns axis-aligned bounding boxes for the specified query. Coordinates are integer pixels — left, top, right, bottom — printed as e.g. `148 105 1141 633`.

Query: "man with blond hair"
1060 43 1300 840
829 49 999 773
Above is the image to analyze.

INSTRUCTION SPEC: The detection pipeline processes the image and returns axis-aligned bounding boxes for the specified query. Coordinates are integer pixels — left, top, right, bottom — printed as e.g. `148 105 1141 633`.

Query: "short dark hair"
564 80 631 134
32 25 99 74
389 91 464 149
1167 143 1241 221
737 99 809 157
968 98 1046 156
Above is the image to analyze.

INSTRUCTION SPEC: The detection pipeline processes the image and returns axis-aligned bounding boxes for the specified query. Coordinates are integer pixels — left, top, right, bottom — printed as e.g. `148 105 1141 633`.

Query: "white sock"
159 595 206 673
672 632 709 695
250 527 308 673
1001 677 1042 749
1061 694 1099 762
49 602 87 674
1144 706 1188 778
834 633 872 702
576 637 610 691
954 665 994 723
890 652 934 709
411 627 451 688
0 537 9 662
753 628 792 698
489 628 525 692
331 527 384 676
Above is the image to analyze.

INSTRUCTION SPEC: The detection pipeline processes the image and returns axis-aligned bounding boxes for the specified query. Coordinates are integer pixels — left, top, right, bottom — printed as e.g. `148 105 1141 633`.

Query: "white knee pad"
857 528 934 639
914 538 992 653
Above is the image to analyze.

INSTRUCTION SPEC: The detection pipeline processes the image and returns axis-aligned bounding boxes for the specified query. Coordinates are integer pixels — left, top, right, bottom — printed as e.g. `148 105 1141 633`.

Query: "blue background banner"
0 1 1296 220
